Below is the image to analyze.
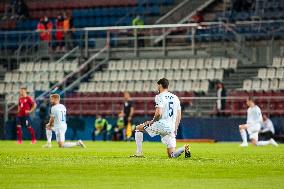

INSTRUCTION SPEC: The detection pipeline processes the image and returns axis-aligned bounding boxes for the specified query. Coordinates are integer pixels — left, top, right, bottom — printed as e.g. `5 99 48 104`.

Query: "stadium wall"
3 117 284 142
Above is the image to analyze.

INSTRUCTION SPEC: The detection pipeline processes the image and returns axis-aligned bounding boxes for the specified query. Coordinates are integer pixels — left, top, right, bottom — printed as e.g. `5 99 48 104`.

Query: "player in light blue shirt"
239 96 278 147
44 94 86 148
131 78 190 158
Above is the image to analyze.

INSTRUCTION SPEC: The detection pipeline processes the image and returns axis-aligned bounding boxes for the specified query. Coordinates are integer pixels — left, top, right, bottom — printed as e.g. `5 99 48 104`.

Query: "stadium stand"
0 59 78 104
0 0 284 119
0 0 175 51
241 57 284 92
60 57 237 116
222 56 284 116
77 57 236 93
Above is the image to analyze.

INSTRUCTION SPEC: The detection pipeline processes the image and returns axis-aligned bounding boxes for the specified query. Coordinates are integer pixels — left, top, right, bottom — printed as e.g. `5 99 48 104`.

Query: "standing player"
239 97 278 147
45 94 86 148
16 87 37 144
131 78 190 158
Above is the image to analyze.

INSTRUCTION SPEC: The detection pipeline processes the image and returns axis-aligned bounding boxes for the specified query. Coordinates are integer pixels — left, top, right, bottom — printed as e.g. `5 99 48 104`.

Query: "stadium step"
223 65 260 90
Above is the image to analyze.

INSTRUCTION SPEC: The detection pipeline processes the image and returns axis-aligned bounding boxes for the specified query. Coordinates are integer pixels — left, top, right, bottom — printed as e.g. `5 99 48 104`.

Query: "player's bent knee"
239 125 246 130
58 142 64 148
251 139 257 146
167 148 175 158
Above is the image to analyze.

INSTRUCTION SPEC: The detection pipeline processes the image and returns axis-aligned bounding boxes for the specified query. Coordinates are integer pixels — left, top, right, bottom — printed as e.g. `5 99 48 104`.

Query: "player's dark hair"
157 78 169 89
247 96 254 102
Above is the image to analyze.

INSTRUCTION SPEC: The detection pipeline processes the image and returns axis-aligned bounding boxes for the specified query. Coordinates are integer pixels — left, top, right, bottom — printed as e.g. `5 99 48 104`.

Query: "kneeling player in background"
131 78 191 158
239 97 278 147
44 94 86 148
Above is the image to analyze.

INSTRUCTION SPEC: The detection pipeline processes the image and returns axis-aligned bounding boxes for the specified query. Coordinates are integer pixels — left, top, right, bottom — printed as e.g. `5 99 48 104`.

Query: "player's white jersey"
51 103 67 129
155 91 181 130
246 105 262 125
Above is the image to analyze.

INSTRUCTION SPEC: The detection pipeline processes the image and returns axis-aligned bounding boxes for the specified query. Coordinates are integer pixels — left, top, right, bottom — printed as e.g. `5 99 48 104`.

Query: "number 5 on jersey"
169 102 174 117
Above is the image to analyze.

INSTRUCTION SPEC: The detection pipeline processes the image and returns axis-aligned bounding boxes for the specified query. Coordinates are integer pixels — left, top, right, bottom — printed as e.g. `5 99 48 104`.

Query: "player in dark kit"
16 87 37 144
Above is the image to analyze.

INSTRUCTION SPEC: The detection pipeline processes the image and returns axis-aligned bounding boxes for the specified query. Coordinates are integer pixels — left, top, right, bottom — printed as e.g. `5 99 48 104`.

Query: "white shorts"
144 121 176 148
54 127 67 142
247 123 261 141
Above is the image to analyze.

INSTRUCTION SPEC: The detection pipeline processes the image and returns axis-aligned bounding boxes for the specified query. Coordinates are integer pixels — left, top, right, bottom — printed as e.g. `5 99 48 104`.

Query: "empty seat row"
18 61 78 73
4 72 65 83
26 0 136 10
243 79 284 91
257 68 284 79
5 93 36 104
0 82 50 94
271 57 284 68
92 69 224 82
108 58 237 71
72 6 160 18
78 80 209 93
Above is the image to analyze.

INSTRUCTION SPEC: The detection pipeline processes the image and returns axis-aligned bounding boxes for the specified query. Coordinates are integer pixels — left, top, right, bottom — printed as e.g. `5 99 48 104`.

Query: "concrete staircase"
0 64 6 81
222 64 261 90
185 64 262 117
145 0 185 24
154 0 216 24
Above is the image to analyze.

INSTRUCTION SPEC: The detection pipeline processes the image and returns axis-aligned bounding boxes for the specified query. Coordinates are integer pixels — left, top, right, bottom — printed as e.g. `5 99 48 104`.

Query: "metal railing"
1 21 283 60
27 95 284 117
1 21 284 117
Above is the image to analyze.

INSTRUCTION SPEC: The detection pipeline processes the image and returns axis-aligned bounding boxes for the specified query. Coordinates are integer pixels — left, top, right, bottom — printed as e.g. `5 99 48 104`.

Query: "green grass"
0 141 283 189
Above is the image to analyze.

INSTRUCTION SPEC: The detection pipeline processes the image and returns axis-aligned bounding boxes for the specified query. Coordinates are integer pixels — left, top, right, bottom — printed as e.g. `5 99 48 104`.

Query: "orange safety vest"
63 19 70 32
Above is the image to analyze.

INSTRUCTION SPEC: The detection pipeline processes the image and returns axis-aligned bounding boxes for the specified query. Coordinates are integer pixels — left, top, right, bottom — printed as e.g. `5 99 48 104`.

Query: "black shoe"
184 144 191 158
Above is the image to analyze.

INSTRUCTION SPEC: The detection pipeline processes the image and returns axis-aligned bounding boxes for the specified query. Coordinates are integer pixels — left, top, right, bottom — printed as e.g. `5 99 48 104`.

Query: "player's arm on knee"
136 124 144 131
143 107 163 126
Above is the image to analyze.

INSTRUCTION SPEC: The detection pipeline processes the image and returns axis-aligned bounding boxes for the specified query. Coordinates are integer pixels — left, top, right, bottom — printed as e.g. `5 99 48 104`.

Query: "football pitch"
0 141 283 189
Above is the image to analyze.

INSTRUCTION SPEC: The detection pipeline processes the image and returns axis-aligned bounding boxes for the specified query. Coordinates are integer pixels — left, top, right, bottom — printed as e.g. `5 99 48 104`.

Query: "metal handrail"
56 46 79 63
155 0 190 24
36 45 109 101
154 0 217 44
59 50 109 95
6 46 80 112
59 96 284 101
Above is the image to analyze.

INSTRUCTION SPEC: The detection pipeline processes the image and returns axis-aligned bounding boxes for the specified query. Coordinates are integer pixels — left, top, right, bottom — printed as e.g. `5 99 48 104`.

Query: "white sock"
63 142 78 148
240 129 247 144
135 131 143 154
257 141 271 146
171 147 185 158
46 129 52 143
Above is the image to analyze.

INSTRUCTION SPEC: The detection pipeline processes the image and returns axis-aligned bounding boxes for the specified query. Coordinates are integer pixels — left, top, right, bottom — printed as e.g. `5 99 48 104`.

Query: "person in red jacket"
37 16 53 44
16 87 37 144
55 13 64 52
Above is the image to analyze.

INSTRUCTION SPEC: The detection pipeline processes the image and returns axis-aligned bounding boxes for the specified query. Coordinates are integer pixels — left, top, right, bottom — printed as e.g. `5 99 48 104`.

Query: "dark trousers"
259 131 274 141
